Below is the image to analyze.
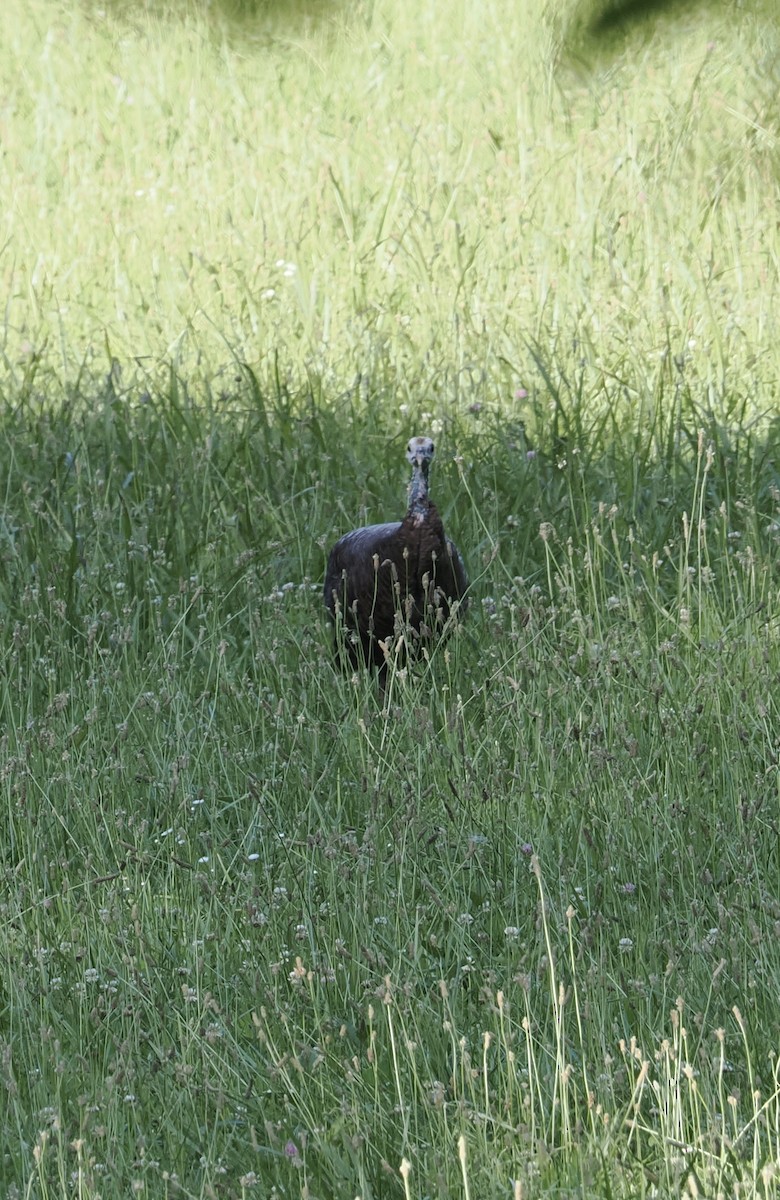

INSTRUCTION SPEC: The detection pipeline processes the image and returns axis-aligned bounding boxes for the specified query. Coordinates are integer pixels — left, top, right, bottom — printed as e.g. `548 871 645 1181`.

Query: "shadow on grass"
1 352 779 642
588 0 725 37
77 0 342 34
565 0 778 63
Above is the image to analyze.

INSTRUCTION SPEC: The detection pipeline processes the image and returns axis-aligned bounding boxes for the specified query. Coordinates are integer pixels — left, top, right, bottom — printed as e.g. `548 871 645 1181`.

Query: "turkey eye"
429 441 435 453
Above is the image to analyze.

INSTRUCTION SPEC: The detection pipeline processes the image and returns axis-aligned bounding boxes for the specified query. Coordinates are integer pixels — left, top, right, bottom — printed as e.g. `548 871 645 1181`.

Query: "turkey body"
323 437 468 673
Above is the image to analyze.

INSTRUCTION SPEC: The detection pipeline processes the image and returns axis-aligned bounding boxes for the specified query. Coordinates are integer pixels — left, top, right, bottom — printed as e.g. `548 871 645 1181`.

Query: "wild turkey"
324 435 469 675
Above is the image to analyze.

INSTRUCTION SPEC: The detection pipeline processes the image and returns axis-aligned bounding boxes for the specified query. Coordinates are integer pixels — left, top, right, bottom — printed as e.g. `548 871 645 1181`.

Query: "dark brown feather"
323 438 468 673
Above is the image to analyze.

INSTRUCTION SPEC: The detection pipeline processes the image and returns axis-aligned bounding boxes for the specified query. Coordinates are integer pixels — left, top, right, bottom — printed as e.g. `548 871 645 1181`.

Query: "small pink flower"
284 1140 299 1158
515 387 528 399
526 450 537 461
520 842 533 855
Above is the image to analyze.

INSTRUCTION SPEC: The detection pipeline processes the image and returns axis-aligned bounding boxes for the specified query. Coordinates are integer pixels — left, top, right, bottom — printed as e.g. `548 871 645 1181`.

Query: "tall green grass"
2 0 780 1195
1 0 778 398
2 375 780 1196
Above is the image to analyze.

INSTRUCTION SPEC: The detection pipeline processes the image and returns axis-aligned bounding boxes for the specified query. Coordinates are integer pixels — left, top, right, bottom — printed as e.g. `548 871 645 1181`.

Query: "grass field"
2 0 780 1196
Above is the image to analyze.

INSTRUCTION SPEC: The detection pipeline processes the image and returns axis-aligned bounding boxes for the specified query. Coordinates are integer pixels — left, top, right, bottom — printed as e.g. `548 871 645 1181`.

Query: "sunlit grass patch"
1 0 778 398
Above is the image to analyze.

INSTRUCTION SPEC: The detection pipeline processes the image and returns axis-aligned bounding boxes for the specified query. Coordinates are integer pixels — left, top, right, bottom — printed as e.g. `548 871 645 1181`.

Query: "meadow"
2 0 780 1195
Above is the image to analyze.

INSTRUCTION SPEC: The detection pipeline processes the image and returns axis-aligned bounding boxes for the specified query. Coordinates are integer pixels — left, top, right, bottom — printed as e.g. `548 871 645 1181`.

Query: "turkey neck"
407 458 431 523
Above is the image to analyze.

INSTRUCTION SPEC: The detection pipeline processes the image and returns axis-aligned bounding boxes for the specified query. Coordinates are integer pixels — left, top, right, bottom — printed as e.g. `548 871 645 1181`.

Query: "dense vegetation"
1 0 780 1196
